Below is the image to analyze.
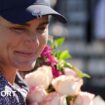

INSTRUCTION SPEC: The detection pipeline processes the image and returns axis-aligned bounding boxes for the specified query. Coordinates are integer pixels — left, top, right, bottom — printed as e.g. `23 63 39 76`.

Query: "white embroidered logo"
0 86 16 97
32 9 42 18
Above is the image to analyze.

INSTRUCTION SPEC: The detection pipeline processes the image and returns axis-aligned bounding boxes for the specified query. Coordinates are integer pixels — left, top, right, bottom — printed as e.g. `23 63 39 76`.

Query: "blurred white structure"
94 0 105 39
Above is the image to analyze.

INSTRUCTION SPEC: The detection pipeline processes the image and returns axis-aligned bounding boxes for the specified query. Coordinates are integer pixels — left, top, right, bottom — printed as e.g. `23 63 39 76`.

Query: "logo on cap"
32 9 42 18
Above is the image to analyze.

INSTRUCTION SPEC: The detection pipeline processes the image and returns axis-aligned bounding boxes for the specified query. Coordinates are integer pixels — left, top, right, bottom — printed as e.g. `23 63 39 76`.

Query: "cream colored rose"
40 92 67 105
25 65 53 89
74 92 95 105
52 75 83 96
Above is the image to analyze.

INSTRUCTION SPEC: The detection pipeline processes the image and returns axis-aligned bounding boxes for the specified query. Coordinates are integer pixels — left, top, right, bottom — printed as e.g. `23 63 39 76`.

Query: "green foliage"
59 50 71 60
71 66 90 78
50 37 90 78
51 37 64 49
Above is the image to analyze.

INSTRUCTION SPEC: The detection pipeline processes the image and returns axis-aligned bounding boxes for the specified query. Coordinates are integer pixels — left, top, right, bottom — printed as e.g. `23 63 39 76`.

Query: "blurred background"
49 0 105 100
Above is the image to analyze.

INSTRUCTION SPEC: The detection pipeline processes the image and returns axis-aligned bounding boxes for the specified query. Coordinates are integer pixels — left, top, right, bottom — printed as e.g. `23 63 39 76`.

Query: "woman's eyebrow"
38 21 49 27
20 21 49 27
19 23 31 27
9 23 30 28
10 20 49 28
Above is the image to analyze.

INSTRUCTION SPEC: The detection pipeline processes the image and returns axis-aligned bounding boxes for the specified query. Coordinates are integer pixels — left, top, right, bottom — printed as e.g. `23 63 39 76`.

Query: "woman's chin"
19 66 35 71
15 61 36 71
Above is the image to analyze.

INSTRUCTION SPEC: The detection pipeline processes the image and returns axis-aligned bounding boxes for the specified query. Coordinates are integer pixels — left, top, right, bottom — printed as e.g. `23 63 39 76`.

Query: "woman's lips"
14 51 35 58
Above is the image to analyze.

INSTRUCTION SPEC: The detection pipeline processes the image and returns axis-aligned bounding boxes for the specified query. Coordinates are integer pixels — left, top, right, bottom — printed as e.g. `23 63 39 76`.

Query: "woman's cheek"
41 32 48 46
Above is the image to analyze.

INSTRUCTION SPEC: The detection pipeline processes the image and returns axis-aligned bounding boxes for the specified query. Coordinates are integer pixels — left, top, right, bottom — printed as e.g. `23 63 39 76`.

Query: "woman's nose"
24 32 40 49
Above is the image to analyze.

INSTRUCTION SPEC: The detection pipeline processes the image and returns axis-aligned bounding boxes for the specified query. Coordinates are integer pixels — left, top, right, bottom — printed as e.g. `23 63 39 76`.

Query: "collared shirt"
0 73 29 105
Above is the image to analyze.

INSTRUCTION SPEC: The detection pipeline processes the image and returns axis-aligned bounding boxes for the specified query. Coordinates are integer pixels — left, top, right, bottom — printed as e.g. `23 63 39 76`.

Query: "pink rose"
27 86 47 103
40 92 67 105
64 68 77 77
74 92 95 105
28 102 38 105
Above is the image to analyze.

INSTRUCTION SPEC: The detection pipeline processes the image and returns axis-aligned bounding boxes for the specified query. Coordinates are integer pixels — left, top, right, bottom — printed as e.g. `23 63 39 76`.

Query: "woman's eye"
11 27 27 33
37 27 46 33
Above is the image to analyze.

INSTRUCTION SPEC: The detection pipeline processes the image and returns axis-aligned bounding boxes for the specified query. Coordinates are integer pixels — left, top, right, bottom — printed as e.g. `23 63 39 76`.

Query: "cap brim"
27 5 67 23
1 5 67 24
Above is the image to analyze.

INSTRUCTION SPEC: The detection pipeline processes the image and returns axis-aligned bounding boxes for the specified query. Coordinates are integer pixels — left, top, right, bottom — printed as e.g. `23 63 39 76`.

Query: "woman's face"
0 16 49 71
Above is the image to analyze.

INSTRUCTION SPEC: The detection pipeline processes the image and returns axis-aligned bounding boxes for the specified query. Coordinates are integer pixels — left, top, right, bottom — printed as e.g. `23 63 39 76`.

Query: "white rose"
92 96 105 105
52 75 83 96
25 65 53 89
40 92 67 105
74 92 95 105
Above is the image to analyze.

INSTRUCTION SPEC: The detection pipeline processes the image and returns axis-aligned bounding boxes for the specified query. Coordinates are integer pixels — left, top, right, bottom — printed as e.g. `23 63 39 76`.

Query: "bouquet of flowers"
24 37 105 105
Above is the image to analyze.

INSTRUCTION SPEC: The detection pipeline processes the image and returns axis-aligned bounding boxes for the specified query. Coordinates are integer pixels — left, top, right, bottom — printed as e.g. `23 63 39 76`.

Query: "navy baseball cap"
0 0 67 24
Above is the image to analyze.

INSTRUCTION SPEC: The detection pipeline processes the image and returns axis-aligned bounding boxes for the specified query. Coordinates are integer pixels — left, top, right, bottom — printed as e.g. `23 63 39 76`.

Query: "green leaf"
59 50 71 60
57 60 65 70
63 62 73 68
71 66 91 78
51 37 64 49
53 51 61 58
63 62 91 78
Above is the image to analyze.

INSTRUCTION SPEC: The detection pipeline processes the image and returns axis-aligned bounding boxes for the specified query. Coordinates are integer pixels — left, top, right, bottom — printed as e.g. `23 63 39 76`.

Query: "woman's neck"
0 67 17 85
5 70 17 85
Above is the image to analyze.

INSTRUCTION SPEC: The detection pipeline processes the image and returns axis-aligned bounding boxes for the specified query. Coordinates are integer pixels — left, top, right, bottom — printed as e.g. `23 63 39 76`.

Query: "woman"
0 0 66 104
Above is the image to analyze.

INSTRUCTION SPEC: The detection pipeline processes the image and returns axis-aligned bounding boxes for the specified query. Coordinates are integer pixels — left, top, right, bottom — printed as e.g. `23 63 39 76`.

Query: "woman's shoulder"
0 73 26 105
0 74 13 104
0 73 13 98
